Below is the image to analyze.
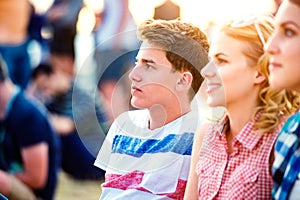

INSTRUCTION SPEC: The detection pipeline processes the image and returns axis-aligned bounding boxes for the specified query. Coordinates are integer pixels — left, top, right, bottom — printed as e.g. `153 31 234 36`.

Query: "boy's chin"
130 100 146 110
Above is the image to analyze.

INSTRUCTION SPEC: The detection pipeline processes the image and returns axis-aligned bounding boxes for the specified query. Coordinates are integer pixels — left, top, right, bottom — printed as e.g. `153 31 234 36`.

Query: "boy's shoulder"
113 109 149 130
116 109 149 123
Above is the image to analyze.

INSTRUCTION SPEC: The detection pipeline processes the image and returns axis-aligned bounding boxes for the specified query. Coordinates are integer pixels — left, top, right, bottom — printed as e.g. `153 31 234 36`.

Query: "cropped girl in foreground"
265 0 300 199
185 16 299 199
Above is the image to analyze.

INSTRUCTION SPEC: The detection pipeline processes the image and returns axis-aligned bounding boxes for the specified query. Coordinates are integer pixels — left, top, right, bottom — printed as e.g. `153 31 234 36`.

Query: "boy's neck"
147 103 191 130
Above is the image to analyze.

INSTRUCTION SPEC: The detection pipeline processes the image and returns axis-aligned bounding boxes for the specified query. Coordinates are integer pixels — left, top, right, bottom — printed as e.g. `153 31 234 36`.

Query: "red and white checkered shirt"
196 116 281 200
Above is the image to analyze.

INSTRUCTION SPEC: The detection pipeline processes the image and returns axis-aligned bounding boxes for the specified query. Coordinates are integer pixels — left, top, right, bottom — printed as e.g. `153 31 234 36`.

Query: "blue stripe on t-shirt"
111 132 194 157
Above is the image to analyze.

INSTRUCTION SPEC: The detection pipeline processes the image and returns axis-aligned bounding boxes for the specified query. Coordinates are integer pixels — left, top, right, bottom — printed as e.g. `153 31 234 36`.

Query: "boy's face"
129 41 182 109
34 73 56 100
35 71 71 99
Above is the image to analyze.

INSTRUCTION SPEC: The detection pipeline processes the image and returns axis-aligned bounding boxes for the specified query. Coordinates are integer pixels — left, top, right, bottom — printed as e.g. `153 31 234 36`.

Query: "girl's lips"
205 83 221 94
268 62 281 71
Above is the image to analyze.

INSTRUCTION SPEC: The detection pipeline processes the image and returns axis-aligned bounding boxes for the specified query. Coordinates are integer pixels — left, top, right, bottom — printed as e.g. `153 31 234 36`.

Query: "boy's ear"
254 70 266 84
176 72 193 90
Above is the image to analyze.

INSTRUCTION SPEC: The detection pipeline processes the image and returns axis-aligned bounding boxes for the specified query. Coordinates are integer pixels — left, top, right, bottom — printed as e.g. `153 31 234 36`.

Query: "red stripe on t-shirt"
103 170 187 199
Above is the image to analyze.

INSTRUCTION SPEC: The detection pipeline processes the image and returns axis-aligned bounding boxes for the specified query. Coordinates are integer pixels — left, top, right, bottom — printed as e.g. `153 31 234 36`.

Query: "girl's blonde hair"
221 16 300 133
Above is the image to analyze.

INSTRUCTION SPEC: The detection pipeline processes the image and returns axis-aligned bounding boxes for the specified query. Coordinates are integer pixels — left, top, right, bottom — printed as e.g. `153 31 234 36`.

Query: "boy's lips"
131 86 142 94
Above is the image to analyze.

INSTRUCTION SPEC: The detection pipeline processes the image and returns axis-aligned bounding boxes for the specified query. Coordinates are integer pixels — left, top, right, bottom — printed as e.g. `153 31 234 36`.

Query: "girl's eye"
284 28 295 37
280 24 298 37
214 57 227 65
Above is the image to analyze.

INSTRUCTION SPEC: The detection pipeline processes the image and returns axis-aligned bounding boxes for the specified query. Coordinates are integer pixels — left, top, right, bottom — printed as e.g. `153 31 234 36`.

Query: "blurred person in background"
0 0 32 89
93 0 140 124
28 28 109 180
0 55 60 200
265 0 300 199
45 0 83 49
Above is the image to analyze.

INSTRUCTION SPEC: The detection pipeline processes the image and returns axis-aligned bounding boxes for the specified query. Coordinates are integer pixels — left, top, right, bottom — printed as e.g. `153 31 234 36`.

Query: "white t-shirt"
94 109 203 199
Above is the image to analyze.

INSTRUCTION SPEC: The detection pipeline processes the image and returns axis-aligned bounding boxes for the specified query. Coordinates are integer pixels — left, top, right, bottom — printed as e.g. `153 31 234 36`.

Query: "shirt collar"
235 119 262 150
215 113 263 150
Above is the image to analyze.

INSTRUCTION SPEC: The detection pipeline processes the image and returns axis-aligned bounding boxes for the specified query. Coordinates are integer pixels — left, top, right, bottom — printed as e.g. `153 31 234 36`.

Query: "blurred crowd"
0 0 184 199
0 0 286 199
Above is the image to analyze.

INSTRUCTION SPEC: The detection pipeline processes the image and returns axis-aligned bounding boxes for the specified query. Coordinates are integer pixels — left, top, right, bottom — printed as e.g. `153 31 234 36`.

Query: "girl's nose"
201 61 216 78
264 34 279 56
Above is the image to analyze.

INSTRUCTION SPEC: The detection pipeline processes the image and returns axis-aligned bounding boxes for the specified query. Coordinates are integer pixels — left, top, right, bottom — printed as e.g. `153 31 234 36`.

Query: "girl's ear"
254 70 266 84
176 72 193 91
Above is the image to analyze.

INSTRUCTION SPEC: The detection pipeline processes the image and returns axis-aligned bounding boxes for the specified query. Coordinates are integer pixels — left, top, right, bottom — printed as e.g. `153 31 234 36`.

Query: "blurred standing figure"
93 0 140 123
0 56 60 200
265 0 300 199
28 27 109 180
47 0 82 23
45 0 83 41
93 0 138 51
0 0 32 89
185 16 299 199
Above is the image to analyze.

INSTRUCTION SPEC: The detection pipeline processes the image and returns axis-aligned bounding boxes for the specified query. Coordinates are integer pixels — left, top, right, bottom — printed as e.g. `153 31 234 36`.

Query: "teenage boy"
94 19 209 199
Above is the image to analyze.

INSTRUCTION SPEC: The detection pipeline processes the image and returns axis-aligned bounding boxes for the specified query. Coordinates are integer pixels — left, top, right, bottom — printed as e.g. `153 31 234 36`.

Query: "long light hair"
221 16 300 133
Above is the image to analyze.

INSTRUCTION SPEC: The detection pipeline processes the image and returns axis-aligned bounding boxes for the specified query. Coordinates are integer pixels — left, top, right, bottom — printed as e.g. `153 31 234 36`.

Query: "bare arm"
0 170 37 199
15 142 48 189
0 170 11 194
50 114 74 135
184 123 210 200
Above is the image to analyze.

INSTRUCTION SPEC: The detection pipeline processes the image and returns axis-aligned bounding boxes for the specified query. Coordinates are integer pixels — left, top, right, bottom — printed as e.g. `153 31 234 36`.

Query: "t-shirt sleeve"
94 119 118 171
12 100 53 148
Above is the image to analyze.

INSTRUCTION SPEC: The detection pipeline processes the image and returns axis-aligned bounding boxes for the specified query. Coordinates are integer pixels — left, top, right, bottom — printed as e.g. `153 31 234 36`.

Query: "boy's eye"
145 64 152 69
134 61 155 70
